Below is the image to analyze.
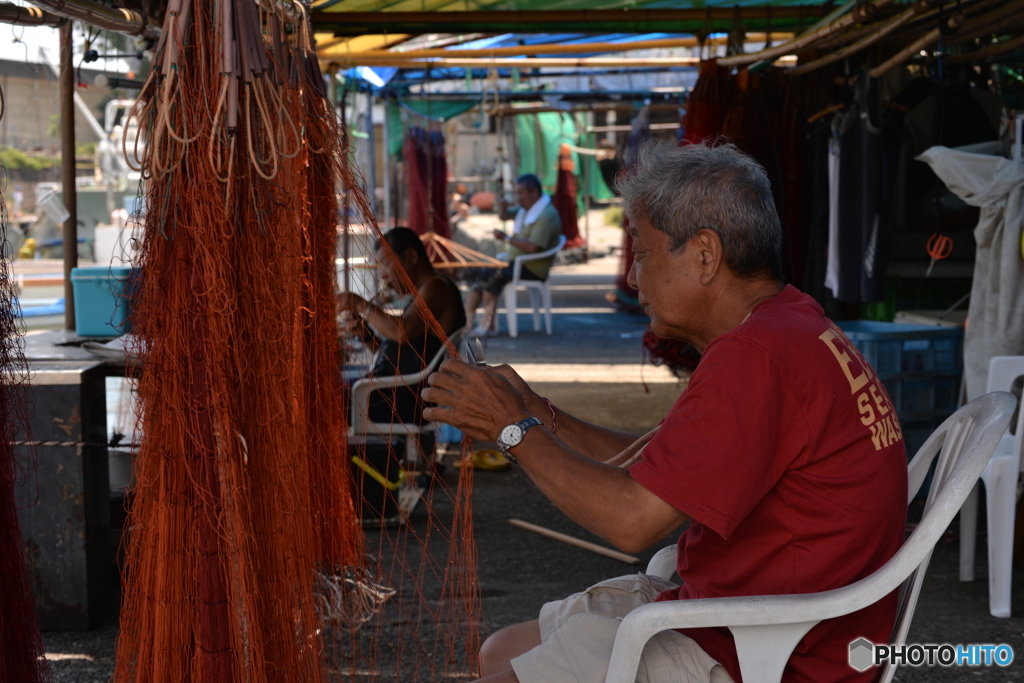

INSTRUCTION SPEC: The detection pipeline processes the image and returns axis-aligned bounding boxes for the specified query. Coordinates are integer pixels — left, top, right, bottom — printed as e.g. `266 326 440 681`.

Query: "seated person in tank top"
338 227 466 426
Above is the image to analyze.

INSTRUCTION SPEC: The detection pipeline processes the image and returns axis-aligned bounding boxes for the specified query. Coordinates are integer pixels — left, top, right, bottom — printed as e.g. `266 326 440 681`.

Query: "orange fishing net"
0 84 53 683
114 1 481 680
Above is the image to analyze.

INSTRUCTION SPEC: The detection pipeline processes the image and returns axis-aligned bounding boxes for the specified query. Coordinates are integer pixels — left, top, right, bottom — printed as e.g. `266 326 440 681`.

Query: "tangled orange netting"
0 83 53 683
114 1 481 680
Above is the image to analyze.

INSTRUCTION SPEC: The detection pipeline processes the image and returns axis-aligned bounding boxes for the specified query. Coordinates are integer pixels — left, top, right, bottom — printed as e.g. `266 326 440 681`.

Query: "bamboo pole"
351 34 794 60
945 33 1024 64
334 56 705 68
789 0 938 76
509 519 641 565
312 7 831 34
718 0 896 67
27 0 155 35
0 1 63 27
870 12 963 77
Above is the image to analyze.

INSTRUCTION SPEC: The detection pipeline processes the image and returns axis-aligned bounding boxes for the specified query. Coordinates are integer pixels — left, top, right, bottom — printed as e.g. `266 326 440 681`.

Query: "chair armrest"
350 370 433 434
645 546 677 580
349 335 458 434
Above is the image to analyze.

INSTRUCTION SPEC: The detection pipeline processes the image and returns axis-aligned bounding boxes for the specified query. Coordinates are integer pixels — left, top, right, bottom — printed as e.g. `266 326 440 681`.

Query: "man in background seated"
339 227 466 428
465 174 562 336
422 142 907 683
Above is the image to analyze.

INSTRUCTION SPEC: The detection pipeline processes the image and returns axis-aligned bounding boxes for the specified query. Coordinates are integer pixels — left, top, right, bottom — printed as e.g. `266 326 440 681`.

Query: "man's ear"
695 228 723 285
405 248 419 266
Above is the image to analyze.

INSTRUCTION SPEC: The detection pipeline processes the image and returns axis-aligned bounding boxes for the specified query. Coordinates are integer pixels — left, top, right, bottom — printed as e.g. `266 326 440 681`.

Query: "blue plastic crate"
70 266 134 337
882 375 960 415
836 321 963 376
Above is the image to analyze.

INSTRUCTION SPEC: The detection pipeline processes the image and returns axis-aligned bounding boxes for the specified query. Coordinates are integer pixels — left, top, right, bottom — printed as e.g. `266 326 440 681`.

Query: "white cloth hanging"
918 144 1024 399
825 135 841 297
513 193 552 235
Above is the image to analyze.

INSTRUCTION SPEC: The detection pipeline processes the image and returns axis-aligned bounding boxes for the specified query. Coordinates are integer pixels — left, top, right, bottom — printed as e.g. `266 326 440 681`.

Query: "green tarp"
514 112 614 203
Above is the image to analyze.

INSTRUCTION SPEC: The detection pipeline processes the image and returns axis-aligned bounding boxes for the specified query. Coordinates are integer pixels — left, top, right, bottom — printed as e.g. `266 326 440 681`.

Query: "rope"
602 427 659 469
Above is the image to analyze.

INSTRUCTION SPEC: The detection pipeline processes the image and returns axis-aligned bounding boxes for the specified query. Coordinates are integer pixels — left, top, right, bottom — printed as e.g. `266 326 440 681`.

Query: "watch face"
500 424 523 446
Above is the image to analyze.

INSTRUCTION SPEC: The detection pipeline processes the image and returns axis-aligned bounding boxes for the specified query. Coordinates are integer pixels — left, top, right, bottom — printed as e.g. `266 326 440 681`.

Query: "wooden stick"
332 56 703 68
348 34 795 60
718 0 896 67
870 12 962 78
789 0 936 76
509 518 641 565
946 32 1024 64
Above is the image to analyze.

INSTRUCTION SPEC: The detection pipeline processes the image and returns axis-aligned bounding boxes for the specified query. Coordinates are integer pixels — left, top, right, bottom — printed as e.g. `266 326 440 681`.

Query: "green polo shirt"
508 202 562 280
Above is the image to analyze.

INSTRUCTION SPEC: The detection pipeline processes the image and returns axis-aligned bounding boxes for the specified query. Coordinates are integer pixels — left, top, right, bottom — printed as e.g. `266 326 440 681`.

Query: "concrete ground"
41 225 1024 681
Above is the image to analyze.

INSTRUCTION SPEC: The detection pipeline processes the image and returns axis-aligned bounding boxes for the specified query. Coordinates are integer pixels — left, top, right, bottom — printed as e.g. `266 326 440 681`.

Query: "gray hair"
618 141 783 281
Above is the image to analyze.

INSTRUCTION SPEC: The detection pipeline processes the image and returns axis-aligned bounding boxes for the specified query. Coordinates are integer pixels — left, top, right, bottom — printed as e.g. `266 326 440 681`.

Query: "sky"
0 16 60 65
0 1 133 73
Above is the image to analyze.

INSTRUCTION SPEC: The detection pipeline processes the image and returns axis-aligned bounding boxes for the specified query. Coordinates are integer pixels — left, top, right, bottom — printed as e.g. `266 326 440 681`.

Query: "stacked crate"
837 321 963 458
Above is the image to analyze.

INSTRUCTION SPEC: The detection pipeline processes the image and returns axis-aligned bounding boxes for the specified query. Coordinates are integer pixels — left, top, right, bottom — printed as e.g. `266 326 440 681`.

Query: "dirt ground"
41 245 1024 682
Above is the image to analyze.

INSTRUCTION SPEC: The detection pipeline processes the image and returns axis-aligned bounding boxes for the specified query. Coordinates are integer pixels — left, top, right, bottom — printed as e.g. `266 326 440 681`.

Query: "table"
16 330 127 630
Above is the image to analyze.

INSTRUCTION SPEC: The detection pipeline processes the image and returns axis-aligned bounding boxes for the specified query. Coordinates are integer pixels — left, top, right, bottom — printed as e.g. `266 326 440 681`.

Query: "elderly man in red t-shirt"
421 141 908 683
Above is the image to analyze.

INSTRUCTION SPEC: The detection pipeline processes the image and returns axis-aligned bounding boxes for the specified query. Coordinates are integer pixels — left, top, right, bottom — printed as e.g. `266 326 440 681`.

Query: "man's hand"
422 359 532 441
492 229 509 241
488 364 551 426
337 292 367 315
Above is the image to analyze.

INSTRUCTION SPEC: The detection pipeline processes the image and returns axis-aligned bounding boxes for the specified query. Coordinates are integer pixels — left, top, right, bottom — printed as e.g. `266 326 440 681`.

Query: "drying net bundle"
114 1 481 680
0 85 53 683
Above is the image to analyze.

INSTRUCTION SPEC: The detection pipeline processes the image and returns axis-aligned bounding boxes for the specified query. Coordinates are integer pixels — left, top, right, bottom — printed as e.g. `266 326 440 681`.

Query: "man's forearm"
522 393 642 461
512 429 686 553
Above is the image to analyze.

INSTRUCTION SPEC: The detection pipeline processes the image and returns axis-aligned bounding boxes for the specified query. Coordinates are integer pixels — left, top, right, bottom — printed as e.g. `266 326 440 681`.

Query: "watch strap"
498 416 542 463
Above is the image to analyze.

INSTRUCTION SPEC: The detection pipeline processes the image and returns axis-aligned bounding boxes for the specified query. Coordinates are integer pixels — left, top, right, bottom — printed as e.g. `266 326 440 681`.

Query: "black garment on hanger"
835 72 888 303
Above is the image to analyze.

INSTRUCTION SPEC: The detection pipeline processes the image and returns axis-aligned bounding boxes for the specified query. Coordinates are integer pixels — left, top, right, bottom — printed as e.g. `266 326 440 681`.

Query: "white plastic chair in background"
503 234 566 338
959 355 1024 617
605 392 1016 683
349 330 463 464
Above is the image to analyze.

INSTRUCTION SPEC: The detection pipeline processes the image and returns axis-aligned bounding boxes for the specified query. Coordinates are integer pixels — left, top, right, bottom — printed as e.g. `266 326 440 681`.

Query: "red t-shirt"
630 285 907 683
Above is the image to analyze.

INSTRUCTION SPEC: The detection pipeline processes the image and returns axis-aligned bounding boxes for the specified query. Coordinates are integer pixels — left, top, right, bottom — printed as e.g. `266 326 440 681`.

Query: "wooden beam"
331 56 703 68
312 7 830 35
0 1 64 27
353 34 794 60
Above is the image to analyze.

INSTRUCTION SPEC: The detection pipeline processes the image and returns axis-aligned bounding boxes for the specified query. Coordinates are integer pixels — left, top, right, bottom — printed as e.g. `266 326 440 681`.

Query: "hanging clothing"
889 84 1003 235
919 145 1024 400
404 127 450 238
553 147 584 248
681 59 732 145
825 133 841 297
825 73 888 304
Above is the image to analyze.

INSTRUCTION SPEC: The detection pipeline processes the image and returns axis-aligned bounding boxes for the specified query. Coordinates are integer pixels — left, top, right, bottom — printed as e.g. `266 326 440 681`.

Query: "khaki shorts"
510 574 735 683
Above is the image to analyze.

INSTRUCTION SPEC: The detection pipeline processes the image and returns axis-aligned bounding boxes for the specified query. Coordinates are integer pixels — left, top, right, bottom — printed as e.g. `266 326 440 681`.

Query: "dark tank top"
367 275 466 424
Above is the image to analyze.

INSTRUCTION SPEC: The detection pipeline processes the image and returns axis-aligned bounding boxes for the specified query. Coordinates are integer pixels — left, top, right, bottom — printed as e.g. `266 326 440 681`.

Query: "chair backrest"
986 356 1024 469
880 391 1016 683
512 234 568 279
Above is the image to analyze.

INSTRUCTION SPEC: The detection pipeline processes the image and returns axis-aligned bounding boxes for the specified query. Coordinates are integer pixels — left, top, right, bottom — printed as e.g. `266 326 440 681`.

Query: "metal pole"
582 112 591 263
365 88 377 220
60 21 77 331
381 94 392 229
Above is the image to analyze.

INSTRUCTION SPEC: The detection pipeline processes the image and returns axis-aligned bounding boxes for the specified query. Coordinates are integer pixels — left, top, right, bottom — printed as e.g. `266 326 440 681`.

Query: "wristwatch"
496 417 543 463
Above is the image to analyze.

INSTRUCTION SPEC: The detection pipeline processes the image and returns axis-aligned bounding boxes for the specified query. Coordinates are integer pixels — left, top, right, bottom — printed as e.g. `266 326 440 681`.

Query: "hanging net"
403 126 450 238
0 84 53 683
114 1 481 681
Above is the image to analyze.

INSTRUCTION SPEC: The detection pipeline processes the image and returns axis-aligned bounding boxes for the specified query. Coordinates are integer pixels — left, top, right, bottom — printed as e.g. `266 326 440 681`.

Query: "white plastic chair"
349 329 463 464
959 356 1024 617
606 392 1016 683
503 234 566 338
